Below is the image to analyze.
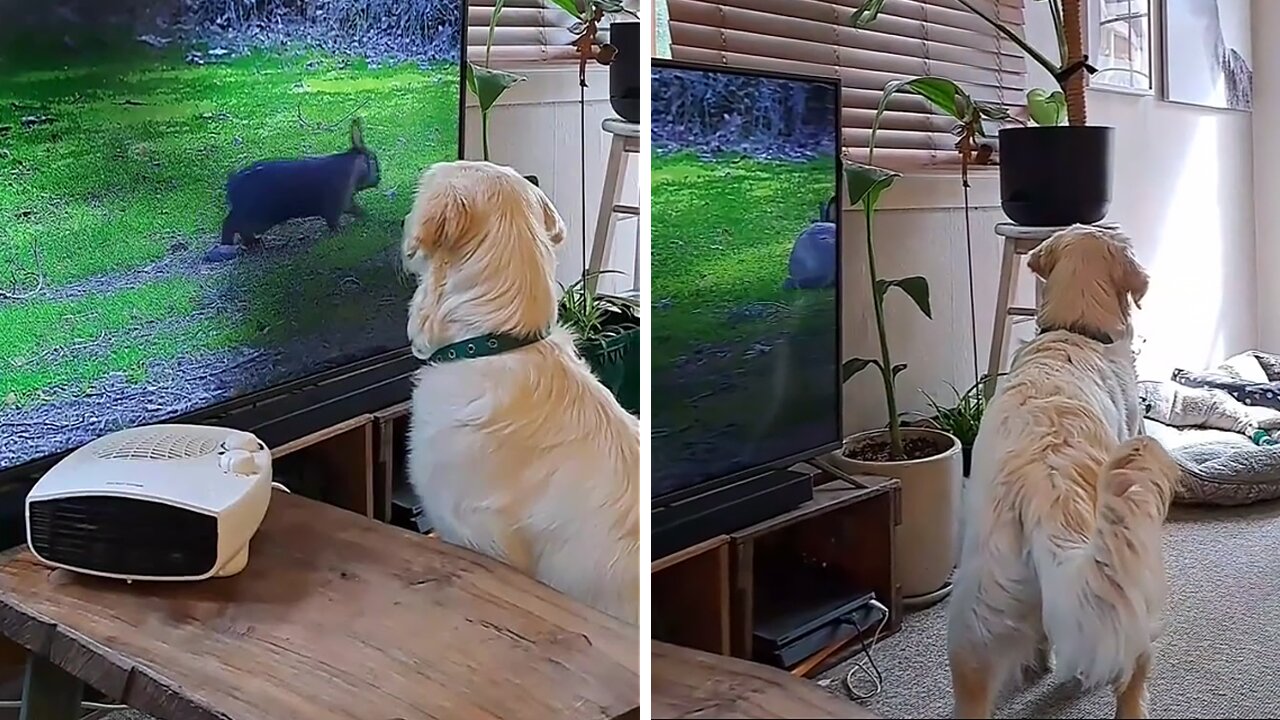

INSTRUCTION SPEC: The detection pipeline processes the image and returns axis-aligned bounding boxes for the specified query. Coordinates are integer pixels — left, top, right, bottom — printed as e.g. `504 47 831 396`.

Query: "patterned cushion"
1249 351 1280 382
1171 369 1280 411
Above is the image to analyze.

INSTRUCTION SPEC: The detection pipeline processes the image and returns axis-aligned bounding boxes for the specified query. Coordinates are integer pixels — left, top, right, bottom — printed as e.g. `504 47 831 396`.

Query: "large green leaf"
467 63 526 113
882 76 968 118
549 0 585 19
845 163 901 212
1027 88 1067 126
485 0 508 64
842 357 882 383
881 276 933 319
849 0 888 27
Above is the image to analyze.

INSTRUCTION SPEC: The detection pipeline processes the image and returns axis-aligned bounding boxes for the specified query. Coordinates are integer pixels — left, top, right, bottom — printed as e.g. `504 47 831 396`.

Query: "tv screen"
651 60 842 503
0 0 464 474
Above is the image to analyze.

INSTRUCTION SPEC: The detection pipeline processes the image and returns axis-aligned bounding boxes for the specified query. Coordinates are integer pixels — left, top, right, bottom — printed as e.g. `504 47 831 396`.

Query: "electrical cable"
0 700 129 711
842 599 889 701
271 482 291 493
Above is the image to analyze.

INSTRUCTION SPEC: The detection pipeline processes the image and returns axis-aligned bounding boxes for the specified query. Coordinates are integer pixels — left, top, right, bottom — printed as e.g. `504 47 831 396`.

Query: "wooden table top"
651 642 878 719
0 493 639 720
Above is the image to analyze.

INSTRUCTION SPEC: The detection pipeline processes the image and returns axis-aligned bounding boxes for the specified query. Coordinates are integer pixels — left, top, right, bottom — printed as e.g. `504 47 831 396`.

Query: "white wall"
465 66 640 294
1252 0 1280 348
842 0 1258 433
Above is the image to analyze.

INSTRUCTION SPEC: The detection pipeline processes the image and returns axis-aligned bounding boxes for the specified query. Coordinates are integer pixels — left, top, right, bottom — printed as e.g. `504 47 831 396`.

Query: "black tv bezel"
0 6 469 486
650 57 845 510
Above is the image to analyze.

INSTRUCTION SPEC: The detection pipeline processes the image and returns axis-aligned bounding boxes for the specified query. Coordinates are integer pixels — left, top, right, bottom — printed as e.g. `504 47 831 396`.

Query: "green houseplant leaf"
845 162 901 212
877 276 933 319
842 357 882 382
467 63 525 161
467 64 525 113
548 0 585 18
849 0 889 27
1026 88 1067 126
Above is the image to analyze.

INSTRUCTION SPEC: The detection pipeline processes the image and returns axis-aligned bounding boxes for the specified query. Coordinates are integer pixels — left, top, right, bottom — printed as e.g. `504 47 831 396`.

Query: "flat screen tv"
0 0 465 491
650 60 843 520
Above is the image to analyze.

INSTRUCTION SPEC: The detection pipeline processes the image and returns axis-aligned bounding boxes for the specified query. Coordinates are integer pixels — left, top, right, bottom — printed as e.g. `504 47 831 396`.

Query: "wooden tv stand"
652 465 901 678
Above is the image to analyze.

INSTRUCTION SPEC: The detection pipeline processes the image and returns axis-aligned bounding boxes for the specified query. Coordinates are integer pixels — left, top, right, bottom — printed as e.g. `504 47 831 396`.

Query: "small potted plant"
825 157 963 604
559 272 640 415
904 377 997 478
853 0 1112 226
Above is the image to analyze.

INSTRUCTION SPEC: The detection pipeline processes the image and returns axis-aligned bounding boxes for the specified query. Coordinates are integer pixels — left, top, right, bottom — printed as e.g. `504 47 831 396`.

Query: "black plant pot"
999 125 1114 227
608 20 640 123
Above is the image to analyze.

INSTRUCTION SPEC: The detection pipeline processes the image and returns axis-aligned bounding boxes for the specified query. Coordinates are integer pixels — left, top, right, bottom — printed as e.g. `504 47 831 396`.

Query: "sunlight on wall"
1141 113 1226 378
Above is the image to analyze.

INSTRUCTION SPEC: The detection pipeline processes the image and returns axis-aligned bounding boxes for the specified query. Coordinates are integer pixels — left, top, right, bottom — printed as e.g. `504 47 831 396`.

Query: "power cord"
842 599 889 701
0 700 129 711
271 482 291 493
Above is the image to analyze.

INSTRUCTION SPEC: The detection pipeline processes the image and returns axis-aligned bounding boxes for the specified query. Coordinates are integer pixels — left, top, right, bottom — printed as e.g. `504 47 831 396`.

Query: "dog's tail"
1032 436 1176 689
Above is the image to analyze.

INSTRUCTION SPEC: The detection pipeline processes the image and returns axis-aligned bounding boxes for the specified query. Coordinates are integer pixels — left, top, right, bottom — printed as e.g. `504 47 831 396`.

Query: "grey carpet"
817 501 1280 719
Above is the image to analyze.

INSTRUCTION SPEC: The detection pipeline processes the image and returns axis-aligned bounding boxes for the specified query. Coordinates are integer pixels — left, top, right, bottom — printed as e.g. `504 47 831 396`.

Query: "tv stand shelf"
652 468 902 678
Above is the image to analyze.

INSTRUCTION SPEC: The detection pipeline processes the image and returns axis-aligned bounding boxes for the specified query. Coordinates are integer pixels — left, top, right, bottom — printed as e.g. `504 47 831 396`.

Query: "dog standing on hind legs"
947 225 1179 719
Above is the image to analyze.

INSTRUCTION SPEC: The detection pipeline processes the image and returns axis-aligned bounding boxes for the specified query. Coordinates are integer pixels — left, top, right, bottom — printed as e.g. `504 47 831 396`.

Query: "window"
665 0 1028 170
1087 0 1152 93
468 0 581 64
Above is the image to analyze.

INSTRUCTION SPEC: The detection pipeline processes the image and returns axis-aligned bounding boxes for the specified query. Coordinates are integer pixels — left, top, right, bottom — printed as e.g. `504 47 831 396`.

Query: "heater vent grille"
28 497 218 578
93 430 220 461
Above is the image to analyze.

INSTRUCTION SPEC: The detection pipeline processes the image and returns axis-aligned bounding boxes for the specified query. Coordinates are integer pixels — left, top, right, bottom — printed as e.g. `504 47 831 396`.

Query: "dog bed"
1141 351 1280 506
1143 417 1280 506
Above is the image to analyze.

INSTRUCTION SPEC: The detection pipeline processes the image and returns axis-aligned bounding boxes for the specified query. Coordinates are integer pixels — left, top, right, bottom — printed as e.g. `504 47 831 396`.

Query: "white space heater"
25 424 274 582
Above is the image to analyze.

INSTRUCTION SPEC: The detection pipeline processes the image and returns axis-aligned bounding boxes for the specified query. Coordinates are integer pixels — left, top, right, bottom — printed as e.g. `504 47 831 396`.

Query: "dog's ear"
1027 237 1060 280
403 169 471 265
1112 242 1149 309
536 187 566 246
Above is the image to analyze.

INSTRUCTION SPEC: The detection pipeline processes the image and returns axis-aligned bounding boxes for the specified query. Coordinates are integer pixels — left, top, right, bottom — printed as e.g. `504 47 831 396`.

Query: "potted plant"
853 0 1112 226
905 378 996 478
825 158 963 604
470 1 640 413
559 272 640 415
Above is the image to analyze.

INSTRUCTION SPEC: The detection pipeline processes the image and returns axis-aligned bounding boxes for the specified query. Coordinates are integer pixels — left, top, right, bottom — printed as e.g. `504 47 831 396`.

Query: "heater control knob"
220 449 258 476
223 433 262 452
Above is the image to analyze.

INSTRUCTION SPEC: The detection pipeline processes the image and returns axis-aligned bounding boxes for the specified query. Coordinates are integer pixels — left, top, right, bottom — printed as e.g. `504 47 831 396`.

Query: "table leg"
20 655 83 720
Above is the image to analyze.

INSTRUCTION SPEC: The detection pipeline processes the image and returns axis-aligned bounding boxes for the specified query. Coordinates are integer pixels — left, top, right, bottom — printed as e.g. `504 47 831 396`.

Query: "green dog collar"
424 331 548 366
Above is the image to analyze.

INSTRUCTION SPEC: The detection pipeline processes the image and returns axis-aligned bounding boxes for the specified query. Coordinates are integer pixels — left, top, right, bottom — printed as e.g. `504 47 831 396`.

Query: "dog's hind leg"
950 647 997 720
1113 651 1151 719
947 514 1040 718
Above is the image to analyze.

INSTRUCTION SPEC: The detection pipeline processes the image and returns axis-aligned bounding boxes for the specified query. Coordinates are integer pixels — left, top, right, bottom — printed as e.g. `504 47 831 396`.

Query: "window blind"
468 0 580 64
666 0 1028 169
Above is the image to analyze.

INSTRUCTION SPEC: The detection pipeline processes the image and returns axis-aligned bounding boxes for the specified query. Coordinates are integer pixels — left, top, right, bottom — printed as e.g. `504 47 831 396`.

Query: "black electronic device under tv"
0 1 467 502
650 58 843 558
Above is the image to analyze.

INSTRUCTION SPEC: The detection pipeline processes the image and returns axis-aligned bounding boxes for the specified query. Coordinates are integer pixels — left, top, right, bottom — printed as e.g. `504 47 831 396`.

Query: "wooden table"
0 493 639 720
651 641 878 719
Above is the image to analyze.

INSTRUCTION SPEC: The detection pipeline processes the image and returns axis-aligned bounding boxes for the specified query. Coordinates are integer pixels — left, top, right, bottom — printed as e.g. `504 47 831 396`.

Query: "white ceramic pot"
827 427 963 601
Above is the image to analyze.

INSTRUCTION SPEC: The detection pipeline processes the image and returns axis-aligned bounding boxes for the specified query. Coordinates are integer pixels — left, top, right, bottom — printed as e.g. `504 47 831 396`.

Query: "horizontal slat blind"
668 0 1028 169
468 0 580 64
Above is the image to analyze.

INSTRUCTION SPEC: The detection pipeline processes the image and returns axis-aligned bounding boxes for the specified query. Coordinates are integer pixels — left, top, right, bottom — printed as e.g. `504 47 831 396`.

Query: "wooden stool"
987 222 1120 380
588 117 640 295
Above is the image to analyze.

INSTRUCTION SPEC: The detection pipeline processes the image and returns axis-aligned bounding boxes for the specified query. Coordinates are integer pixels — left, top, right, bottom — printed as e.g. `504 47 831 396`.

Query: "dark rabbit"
206 118 380 261
782 195 838 291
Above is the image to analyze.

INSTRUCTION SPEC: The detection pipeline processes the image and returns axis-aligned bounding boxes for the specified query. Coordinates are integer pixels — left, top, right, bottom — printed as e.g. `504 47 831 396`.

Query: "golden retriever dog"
400 160 639 624
948 225 1179 719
